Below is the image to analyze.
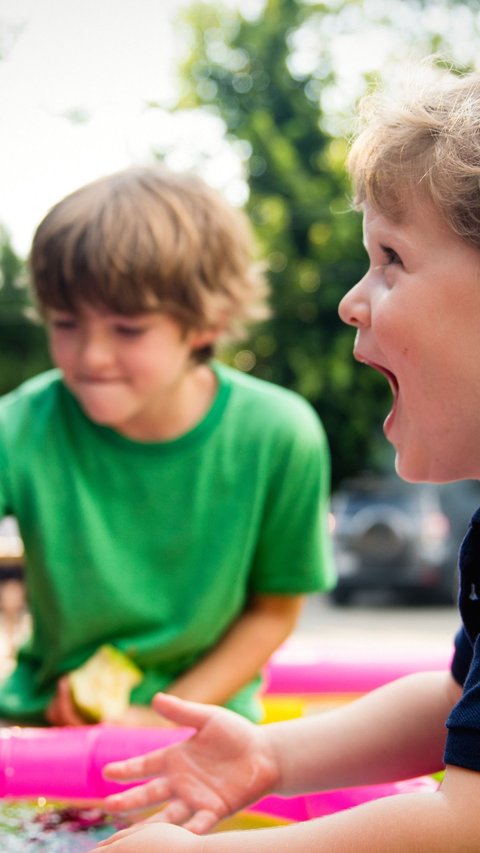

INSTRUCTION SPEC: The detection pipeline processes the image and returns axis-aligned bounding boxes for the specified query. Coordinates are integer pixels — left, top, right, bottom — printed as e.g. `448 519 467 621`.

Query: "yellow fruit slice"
69 644 143 722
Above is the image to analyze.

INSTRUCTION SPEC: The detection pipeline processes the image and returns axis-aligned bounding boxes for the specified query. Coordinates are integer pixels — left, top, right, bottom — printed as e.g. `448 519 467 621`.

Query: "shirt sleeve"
445 633 480 771
450 626 473 687
249 402 336 595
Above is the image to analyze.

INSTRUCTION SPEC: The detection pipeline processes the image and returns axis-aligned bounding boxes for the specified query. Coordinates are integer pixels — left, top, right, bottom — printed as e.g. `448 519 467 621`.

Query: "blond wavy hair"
348 63 480 248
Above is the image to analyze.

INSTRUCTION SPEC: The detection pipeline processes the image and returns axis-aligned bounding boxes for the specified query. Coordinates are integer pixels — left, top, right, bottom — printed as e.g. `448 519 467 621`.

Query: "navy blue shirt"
445 506 480 770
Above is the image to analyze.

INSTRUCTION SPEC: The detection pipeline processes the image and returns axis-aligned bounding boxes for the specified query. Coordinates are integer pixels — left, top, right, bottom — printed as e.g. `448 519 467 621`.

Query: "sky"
1 0 477 258
0 0 391 258
0 0 246 257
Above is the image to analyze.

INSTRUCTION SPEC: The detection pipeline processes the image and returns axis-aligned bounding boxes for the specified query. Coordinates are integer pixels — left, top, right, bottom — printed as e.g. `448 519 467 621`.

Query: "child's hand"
103 693 279 834
89 822 200 852
45 676 88 726
45 676 174 728
115 703 177 728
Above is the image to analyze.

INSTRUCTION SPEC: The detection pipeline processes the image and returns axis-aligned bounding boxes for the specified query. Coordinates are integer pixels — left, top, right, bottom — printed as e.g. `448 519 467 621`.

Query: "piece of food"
69 645 143 722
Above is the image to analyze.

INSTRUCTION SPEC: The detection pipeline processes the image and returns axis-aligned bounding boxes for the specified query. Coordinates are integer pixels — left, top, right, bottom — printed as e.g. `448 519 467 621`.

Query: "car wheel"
331 586 354 606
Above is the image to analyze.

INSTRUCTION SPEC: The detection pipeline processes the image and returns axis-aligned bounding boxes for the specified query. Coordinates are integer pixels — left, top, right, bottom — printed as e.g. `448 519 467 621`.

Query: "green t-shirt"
0 363 334 723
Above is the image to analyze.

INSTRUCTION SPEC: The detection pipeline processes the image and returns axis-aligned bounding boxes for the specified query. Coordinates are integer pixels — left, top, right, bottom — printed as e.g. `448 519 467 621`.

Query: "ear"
190 326 223 351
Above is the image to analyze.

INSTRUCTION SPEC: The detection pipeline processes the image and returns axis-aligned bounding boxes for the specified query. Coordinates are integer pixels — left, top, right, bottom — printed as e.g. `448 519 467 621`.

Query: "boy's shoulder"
0 370 63 420
215 361 324 440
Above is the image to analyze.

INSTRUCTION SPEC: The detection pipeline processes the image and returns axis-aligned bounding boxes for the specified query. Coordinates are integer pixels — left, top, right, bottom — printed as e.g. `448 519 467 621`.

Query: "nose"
77 329 114 372
338 275 371 328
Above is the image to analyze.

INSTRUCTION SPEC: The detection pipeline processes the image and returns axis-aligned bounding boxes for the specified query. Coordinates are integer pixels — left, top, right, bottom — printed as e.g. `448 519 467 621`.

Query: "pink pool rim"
0 637 448 821
0 725 438 822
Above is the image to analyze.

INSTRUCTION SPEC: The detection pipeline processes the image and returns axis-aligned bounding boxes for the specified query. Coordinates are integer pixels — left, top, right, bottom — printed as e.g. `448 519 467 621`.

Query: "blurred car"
330 475 480 605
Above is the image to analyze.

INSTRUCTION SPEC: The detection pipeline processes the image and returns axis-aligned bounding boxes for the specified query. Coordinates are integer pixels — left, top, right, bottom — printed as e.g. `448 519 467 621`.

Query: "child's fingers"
147 798 192 826
103 748 170 782
152 693 220 729
45 677 86 726
144 802 219 835
104 775 171 812
181 809 220 835
57 676 87 724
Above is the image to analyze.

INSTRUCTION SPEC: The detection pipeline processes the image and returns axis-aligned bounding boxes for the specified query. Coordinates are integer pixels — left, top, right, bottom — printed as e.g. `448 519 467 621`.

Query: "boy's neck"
115 363 218 443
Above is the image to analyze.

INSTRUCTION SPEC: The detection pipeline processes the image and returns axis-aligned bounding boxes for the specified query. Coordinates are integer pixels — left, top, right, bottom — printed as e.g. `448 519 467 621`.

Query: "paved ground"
297 591 459 654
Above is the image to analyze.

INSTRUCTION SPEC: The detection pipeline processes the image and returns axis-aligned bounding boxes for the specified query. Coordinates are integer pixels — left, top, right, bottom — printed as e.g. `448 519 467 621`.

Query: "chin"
80 405 121 426
394 451 434 484
395 453 472 485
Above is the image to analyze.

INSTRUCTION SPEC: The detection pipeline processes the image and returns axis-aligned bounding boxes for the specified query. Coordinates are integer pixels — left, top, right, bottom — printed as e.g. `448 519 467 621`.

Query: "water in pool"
0 799 126 852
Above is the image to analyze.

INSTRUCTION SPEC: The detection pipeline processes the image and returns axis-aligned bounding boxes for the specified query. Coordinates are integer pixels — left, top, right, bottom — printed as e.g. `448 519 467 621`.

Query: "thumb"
152 693 221 730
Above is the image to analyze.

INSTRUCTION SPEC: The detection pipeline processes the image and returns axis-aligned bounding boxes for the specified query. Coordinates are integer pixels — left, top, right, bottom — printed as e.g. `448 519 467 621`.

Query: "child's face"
46 305 216 439
339 199 480 483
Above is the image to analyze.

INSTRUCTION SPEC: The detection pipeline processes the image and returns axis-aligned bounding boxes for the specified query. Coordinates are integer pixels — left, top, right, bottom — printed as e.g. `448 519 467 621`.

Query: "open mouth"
370 362 398 399
354 352 398 396
354 353 399 436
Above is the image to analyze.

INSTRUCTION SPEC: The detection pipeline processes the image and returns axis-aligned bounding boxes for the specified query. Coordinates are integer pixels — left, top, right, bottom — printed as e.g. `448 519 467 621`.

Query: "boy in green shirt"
0 166 334 726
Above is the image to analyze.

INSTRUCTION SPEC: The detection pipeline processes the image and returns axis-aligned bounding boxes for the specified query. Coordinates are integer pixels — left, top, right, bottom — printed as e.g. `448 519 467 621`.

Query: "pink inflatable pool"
0 725 438 823
265 635 453 694
0 638 447 824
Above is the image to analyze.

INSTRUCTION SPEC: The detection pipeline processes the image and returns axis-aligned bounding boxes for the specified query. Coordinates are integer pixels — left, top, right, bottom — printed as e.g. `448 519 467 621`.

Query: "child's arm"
46 593 302 727
46 678 176 727
104 670 457 813
164 592 304 707
46 676 92 726
92 766 480 852
120 593 304 726
95 674 479 852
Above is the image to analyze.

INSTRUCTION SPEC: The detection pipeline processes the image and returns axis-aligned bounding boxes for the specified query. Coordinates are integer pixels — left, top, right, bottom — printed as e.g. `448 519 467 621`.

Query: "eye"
381 245 402 266
114 324 147 337
50 316 78 331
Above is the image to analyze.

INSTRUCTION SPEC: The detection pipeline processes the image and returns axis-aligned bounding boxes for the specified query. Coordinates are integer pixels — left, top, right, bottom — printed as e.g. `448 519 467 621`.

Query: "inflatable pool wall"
0 724 193 799
264 637 453 694
0 724 438 823
0 639 449 821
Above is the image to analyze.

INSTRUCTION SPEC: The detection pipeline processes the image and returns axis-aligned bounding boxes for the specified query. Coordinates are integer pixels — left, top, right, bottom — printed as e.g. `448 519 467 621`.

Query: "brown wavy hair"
30 166 270 353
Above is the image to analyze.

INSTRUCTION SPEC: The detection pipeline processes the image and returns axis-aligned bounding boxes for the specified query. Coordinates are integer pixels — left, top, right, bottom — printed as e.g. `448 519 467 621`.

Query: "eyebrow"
365 219 415 254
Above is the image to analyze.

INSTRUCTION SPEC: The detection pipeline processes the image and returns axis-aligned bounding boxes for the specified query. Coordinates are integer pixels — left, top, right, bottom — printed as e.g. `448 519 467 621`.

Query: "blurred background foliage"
0 229 50 395
1 0 479 486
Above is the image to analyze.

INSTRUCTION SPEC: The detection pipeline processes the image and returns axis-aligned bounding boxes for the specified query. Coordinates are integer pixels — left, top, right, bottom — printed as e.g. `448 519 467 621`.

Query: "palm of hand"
152 709 278 832
105 699 280 835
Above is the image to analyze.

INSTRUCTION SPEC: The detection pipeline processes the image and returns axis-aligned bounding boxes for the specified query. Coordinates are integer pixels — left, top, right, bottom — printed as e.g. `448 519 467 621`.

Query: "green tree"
175 0 388 486
0 22 51 395
172 0 479 486
0 228 50 395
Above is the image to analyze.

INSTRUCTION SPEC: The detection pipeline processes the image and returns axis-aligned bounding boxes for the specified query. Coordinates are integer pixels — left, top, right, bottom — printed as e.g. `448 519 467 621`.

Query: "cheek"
48 335 77 371
375 296 425 363
47 335 64 365
374 307 406 359
118 345 166 382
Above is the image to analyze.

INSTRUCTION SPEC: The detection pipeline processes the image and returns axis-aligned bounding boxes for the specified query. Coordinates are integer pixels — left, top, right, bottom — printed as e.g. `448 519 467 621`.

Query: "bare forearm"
96 766 480 852
167 596 303 706
265 671 459 795
201 778 477 853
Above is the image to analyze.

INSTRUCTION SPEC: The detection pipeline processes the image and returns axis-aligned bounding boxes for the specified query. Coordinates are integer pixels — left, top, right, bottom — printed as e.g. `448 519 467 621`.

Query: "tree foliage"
0 22 51 396
0 228 50 396
177 0 388 486
0 0 478 485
